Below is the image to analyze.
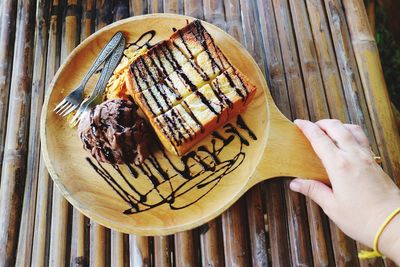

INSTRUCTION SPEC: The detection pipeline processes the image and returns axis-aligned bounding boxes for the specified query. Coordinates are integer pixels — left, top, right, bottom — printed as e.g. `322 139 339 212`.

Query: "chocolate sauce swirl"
86 115 257 214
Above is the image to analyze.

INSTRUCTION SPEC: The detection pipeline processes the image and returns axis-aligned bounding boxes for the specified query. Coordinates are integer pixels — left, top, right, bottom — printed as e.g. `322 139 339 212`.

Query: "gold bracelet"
358 207 400 259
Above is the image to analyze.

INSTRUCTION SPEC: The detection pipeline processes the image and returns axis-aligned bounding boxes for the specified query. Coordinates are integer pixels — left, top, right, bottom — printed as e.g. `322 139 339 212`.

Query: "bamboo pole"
199 219 225 266
15 0 50 266
111 231 125 267
87 3 115 266
109 5 131 267
154 236 173 267
342 0 400 182
221 199 251 266
69 4 95 267
129 0 148 15
246 186 269 267
174 231 199 267
367 0 376 36
31 1 61 266
81 0 95 41
203 0 225 30
254 1 292 264
184 0 203 19
49 1 80 265
114 0 129 21
163 0 183 13
268 0 320 265
223 0 244 51
96 0 113 29
148 0 163 13
225 1 270 266
129 235 151 267
324 0 378 154
0 0 17 177
0 0 36 265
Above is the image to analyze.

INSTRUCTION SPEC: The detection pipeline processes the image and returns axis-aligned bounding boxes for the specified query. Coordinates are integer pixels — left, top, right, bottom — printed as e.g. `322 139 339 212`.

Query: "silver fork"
70 36 126 127
53 31 124 116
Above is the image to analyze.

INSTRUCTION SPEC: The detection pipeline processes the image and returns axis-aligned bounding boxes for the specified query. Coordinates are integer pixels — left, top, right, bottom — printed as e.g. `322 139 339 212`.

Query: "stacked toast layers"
125 20 256 155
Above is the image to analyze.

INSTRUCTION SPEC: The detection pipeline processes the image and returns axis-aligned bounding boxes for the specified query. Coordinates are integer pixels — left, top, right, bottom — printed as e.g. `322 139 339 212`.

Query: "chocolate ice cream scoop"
78 99 152 164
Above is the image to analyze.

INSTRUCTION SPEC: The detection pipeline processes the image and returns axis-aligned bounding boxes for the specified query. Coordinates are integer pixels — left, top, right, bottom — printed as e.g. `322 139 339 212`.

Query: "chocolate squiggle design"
86 115 257 214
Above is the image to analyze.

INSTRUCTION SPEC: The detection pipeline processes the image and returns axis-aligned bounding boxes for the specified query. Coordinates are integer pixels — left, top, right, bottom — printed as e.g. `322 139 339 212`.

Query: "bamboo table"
0 0 399 266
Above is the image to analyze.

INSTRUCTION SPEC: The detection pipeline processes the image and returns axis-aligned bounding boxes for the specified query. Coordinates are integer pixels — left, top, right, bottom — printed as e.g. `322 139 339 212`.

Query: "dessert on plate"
78 19 257 162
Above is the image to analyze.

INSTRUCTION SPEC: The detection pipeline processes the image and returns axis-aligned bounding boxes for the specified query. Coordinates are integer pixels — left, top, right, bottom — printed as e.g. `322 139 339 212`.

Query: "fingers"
343 124 370 149
294 119 339 164
289 178 334 212
315 119 359 150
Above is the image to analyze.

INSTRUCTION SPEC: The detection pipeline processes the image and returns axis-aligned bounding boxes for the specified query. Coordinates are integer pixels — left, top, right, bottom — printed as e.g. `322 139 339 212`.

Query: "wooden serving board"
41 14 328 235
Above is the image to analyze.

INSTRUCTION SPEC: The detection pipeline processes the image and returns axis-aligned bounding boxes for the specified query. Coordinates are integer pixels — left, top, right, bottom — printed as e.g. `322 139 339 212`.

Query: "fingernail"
290 180 301 192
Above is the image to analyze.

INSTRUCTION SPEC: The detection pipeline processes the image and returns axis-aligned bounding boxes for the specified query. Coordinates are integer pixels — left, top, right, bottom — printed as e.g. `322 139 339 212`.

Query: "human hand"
290 119 400 263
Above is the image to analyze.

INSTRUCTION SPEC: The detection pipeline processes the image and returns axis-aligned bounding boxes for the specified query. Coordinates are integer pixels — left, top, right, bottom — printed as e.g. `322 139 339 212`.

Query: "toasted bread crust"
124 20 257 156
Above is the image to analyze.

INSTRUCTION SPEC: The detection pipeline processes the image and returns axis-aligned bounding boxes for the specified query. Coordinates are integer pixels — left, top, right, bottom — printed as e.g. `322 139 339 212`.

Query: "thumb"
289 178 334 212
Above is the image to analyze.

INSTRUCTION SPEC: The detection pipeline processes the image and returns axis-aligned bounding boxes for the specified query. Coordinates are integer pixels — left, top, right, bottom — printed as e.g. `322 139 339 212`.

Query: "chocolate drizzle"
126 30 156 49
86 115 257 214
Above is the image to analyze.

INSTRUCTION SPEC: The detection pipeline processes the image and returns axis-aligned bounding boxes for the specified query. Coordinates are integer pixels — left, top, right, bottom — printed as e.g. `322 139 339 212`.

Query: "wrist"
378 208 400 262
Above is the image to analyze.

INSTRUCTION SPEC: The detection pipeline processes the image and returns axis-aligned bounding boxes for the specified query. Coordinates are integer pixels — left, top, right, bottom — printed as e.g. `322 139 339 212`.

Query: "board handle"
249 114 329 188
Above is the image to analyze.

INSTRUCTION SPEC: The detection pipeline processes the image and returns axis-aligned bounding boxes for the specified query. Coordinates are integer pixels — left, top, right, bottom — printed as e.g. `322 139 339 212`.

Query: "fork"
69 36 126 127
53 31 124 117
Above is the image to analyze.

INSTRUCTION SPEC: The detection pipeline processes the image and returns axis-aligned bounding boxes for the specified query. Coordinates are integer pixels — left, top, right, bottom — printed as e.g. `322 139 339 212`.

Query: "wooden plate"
41 14 328 235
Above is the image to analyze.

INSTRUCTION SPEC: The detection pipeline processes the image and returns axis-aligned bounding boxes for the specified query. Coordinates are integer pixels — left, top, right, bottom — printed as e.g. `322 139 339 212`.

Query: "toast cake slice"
125 20 257 155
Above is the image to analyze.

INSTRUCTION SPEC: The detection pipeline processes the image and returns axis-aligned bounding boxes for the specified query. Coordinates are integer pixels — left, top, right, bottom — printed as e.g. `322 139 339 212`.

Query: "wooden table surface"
0 0 399 266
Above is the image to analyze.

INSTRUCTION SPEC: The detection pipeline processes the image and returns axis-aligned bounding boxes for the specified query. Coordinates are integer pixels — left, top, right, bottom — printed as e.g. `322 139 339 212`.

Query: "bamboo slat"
96 0 113 29
229 1 269 266
154 236 173 267
203 0 225 30
68 2 97 267
183 0 203 19
246 186 269 267
174 231 199 267
129 235 152 267
31 1 61 266
129 0 148 16
223 0 244 44
114 0 129 21
111 231 125 267
342 0 400 182
48 2 81 266
199 220 225 266
0 0 36 266
69 1 88 262
90 222 107 267
288 1 348 266
255 1 292 265
324 0 377 153
148 0 163 13
0 0 17 177
15 1 50 266
81 0 95 40
163 0 183 14
221 199 251 267
268 1 318 265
